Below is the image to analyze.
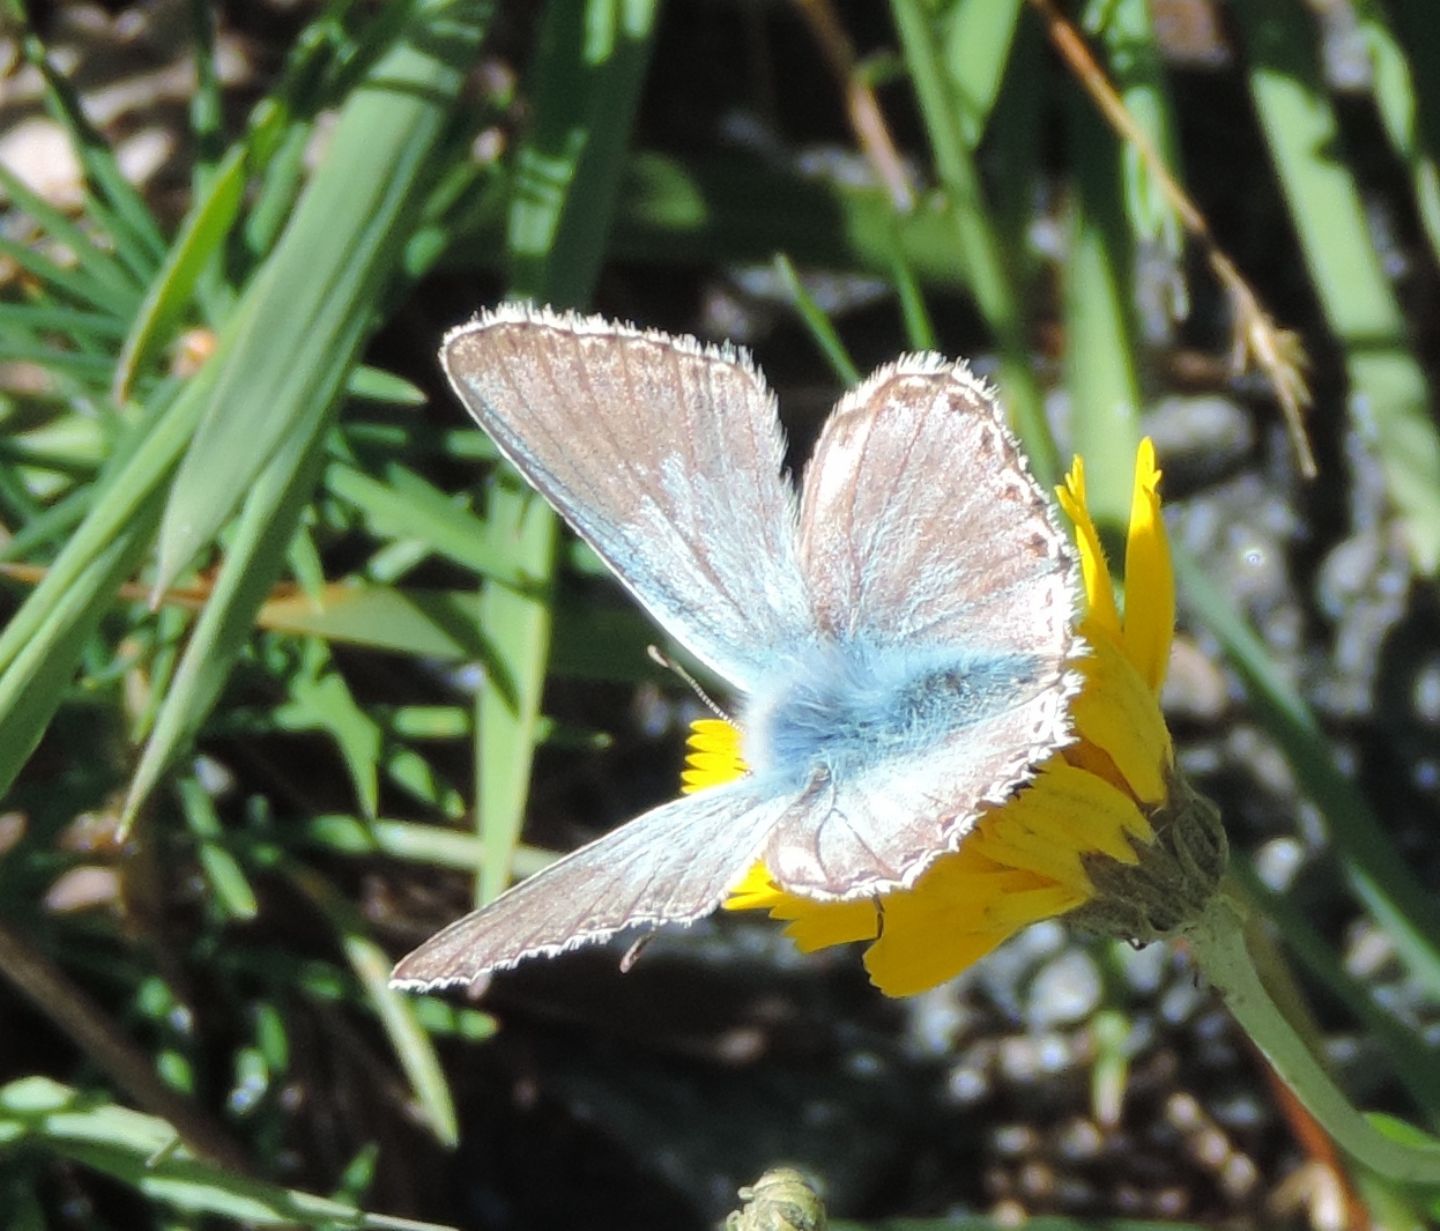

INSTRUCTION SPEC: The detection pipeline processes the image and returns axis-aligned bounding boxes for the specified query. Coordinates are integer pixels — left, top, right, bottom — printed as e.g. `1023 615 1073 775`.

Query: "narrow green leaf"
940 0 1026 147
0 504 157 799
252 582 656 680
346 364 427 405
0 1077 457 1229
604 150 967 286
1063 80 1141 528
324 459 524 581
177 772 260 921
507 0 661 304
890 0 1057 481
0 160 142 306
112 144 249 401
887 224 937 352
154 0 495 592
0 371 208 681
1084 0 1183 250
0 233 140 320
282 641 383 817
1366 0 1440 268
14 25 168 267
0 304 128 341
774 253 862 386
299 815 553 878
1233 1 1440 572
284 865 458 1147
125 406 331 824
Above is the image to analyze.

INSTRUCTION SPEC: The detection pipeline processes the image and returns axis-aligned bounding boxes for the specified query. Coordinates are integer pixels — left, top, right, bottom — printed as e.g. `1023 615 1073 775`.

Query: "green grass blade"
324 459 526 582
1233 1 1440 573
257 583 489 660
890 0 1057 481
0 233 140 320
177 773 260 922
940 0 1026 147
153 0 494 593
112 144 249 401
0 504 158 799
1063 80 1141 527
282 641 383 817
888 224 938 352
0 372 209 680
473 0 660 906
1085 0 1183 251
0 161 143 307
774 253 861 385
1367 0 1440 268
0 485 93 563
473 483 558 905
0 1077 456 1229
125 410 330 824
0 304 128 342
614 150 967 282
13 24 168 268
283 865 458 1147
506 0 661 303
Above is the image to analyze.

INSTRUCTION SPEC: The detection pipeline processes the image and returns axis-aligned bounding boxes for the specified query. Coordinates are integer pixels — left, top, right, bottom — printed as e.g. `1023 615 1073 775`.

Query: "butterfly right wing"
796 355 1075 656
762 356 1080 900
390 781 795 989
442 306 814 691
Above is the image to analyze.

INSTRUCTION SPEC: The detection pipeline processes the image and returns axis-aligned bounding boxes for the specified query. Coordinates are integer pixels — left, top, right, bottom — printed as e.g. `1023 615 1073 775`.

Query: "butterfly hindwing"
391 782 794 989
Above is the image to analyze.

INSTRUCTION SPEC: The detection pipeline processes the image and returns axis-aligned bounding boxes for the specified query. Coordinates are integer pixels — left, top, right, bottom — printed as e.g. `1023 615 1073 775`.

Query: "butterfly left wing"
442 306 814 691
390 781 795 989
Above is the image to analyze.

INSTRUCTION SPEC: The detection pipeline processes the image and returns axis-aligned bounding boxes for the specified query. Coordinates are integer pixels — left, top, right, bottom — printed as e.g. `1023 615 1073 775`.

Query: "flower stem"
1185 887 1440 1185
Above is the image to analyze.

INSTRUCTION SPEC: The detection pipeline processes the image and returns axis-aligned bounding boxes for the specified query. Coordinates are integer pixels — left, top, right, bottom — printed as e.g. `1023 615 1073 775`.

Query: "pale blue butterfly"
391 305 1079 991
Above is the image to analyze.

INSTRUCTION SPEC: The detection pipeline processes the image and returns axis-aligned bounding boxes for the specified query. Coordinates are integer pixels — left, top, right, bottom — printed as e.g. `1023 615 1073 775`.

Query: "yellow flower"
693 438 1223 996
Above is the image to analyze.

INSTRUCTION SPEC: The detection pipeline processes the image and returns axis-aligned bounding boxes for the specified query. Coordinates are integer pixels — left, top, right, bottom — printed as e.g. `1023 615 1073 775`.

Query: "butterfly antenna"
647 646 730 720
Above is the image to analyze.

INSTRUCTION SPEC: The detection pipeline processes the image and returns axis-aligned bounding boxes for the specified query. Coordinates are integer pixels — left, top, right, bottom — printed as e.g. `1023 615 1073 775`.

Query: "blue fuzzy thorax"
740 639 1043 790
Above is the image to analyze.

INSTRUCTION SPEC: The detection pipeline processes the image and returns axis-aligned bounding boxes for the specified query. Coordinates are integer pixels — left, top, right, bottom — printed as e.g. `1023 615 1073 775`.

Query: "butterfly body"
741 639 1048 790
390 306 1079 990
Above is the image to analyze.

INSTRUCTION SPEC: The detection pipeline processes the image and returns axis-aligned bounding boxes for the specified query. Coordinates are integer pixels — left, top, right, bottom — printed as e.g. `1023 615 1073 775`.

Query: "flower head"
695 438 1225 996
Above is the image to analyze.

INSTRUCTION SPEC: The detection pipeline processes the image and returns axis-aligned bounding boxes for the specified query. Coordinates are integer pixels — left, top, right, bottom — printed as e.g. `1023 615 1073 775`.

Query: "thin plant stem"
1186 885 1440 1185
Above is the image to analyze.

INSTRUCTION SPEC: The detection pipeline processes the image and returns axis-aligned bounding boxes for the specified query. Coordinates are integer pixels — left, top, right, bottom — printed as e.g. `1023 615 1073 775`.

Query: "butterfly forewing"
797 356 1075 660
442 306 815 691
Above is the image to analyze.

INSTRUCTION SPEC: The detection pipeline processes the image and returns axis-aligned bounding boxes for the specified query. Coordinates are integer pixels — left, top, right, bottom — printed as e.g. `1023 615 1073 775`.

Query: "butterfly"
390 305 1079 990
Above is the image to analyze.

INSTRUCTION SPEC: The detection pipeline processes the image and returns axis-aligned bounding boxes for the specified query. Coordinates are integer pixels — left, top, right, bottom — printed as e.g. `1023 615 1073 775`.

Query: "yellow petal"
1057 456 1122 641
997 760 1153 864
723 862 880 948
722 861 784 909
1121 437 1175 694
1071 635 1172 804
864 906 1016 997
781 899 880 951
682 718 748 793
